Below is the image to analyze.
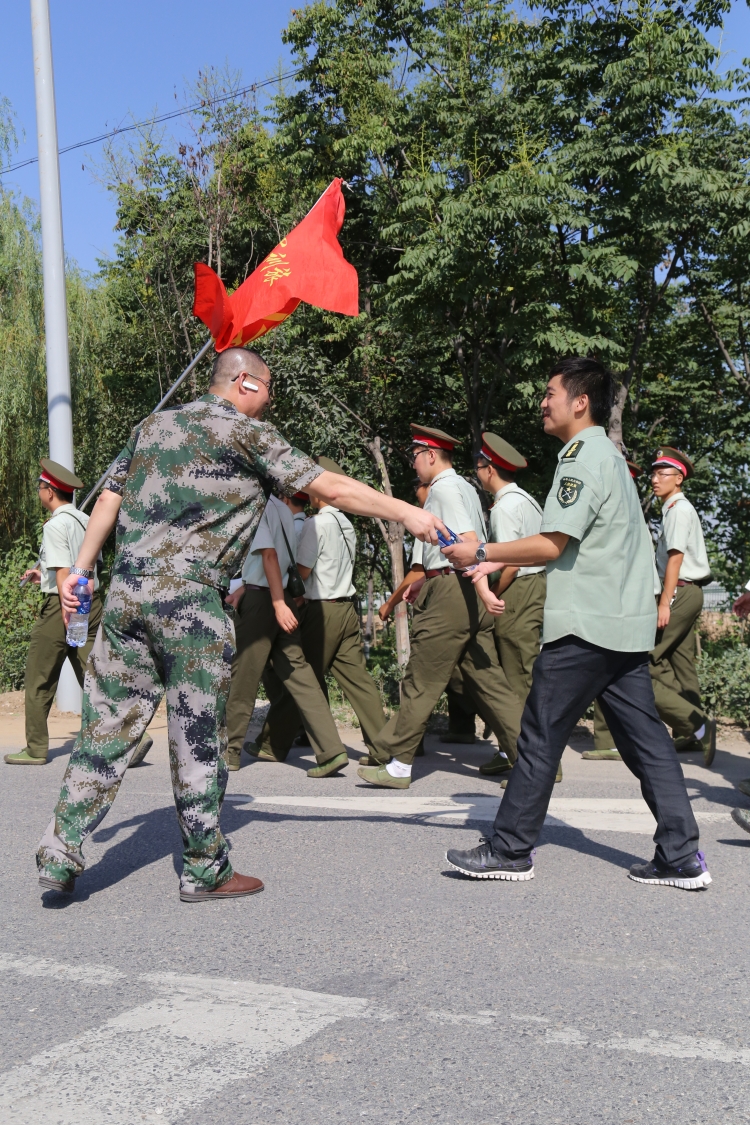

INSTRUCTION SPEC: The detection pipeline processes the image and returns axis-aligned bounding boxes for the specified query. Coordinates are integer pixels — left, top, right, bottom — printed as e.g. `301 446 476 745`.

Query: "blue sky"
1 0 749 275
0 1 295 273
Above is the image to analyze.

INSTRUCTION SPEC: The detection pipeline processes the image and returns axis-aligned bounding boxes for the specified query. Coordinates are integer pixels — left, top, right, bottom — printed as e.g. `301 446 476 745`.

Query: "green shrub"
0 539 42 691
699 648 750 726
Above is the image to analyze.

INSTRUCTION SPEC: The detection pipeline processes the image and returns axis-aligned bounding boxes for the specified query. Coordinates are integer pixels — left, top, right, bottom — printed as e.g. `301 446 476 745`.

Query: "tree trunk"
368 435 411 665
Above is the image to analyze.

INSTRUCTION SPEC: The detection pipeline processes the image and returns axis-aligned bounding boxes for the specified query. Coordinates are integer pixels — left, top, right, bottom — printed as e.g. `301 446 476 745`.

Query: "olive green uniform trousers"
25 593 103 760
256 599 386 757
592 700 617 751
226 588 347 765
446 572 546 739
649 583 706 738
370 572 523 767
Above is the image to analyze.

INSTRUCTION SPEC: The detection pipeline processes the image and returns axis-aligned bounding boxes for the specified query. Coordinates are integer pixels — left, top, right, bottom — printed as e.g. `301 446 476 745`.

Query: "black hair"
550 356 615 427
43 482 74 503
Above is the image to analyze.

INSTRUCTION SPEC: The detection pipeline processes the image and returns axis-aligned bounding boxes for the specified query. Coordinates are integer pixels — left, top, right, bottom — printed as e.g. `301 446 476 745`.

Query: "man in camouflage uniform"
38 346 444 902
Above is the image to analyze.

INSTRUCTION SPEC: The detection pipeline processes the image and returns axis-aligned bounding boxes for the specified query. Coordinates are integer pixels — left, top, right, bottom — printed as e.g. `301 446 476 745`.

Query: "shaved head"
210 346 270 388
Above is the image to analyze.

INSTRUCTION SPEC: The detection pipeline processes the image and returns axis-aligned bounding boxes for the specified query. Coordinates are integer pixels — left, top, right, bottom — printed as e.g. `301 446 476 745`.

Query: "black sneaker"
445 838 535 881
628 850 711 890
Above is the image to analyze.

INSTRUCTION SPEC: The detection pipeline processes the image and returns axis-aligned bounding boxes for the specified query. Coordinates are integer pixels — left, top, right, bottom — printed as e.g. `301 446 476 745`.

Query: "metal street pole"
31 0 73 468
31 0 79 710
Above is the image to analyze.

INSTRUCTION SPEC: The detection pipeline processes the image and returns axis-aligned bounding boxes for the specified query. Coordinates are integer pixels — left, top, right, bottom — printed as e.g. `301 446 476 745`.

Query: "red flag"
192 178 358 352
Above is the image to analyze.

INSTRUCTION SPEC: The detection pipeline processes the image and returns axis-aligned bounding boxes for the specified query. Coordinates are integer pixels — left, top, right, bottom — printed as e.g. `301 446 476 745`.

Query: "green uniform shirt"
242 494 297 589
540 426 657 652
106 394 322 590
297 506 357 600
489 483 545 576
422 468 487 571
655 493 710 583
39 505 100 594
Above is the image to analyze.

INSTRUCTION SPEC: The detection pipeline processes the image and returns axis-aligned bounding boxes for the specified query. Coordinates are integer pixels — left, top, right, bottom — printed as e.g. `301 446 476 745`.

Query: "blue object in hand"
437 526 461 548
65 576 92 648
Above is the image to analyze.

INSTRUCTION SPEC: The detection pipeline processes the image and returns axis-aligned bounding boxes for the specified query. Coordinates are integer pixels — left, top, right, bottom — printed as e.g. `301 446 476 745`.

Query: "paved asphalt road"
2 701 750 1125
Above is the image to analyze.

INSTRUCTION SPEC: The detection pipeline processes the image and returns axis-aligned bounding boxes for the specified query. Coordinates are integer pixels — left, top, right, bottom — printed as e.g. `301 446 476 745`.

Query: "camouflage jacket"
106 393 322 590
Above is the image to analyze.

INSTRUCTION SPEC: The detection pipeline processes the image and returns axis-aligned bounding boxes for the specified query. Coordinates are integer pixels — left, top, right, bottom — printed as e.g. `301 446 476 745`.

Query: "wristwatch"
70 566 94 578
475 543 487 563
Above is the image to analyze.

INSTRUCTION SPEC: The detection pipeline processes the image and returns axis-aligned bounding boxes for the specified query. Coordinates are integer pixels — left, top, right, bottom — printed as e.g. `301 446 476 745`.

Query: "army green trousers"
371 572 523 766
226 588 347 765
25 593 103 759
37 575 234 893
649 584 706 738
446 572 546 739
592 700 616 750
256 599 386 757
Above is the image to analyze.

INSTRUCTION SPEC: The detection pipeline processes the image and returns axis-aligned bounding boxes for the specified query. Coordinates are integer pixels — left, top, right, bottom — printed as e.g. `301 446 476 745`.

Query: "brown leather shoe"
180 872 264 903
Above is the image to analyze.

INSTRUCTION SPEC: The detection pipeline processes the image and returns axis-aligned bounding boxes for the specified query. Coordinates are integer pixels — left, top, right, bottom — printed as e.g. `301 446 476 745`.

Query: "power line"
1 67 303 176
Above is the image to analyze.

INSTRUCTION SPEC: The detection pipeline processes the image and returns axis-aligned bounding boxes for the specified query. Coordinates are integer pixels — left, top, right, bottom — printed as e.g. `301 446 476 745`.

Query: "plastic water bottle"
66 577 92 647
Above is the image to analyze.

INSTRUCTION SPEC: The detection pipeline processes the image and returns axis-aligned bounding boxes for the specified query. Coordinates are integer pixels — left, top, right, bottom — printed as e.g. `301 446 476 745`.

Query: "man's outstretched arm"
306 471 446 543
443 532 570 571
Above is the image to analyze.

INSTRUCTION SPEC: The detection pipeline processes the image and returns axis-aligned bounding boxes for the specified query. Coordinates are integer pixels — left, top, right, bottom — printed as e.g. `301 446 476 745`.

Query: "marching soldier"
468 432 550 782
38 346 445 900
5 462 105 766
358 424 523 790
253 456 387 761
225 485 352 777
649 447 715 766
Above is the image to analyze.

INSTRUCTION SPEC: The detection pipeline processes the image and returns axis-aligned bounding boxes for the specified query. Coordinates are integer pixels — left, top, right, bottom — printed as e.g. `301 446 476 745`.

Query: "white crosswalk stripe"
223 793 728 834
0 971 370 1124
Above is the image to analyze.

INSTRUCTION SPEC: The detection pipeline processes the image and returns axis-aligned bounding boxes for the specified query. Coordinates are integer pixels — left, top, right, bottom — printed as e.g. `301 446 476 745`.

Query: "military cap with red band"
478 432 527 473
652 446 694 481
38 458 83 493
626 460 642 480
409 423 461 452
292 491 309 502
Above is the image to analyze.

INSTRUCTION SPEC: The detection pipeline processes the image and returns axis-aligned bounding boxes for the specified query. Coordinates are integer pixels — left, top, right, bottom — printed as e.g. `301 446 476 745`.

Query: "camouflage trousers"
37 575 235 893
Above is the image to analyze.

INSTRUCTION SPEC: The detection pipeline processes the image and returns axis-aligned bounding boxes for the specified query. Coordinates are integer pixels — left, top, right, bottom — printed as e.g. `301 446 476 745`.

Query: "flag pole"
78 335 214 512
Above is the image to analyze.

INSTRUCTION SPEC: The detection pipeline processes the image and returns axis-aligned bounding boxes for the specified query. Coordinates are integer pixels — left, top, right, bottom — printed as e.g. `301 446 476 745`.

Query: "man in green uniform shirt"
5 461 105 766
444 357 710 890
253 457 387 762
650 447 715 766
358 424 522 790
38 346 445 900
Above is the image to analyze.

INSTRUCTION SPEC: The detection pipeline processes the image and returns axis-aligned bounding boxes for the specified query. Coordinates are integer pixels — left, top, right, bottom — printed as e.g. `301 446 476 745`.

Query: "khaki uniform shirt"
39 505 100 594
490 483 545 577
422 468 487 571
540 426 657 652
242 495 297 589
297 506 357 599
106 393 321 590
655 493 710 584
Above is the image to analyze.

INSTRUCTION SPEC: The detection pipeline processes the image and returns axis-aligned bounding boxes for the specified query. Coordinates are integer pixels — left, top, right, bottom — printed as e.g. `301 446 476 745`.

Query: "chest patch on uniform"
563 440 584 461
557 477 583 507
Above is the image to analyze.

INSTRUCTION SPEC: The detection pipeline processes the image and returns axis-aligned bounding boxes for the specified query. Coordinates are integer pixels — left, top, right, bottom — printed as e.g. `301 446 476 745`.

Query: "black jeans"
491 635 700 868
